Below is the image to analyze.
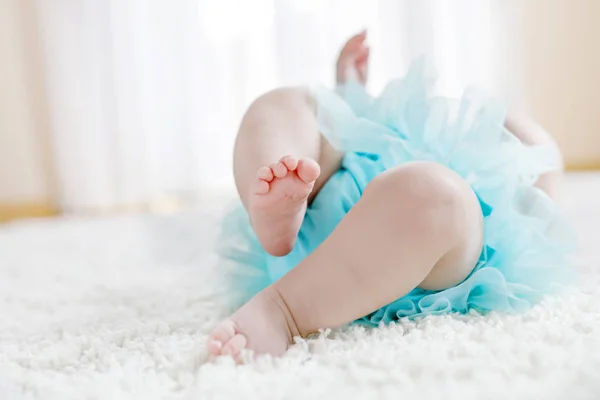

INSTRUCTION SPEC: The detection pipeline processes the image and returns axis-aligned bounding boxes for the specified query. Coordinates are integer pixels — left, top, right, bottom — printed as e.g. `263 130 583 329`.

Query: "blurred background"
1 0 598 222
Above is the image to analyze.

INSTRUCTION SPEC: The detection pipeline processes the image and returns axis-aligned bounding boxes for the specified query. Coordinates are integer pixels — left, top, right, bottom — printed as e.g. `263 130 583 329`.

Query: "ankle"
263 285 301 341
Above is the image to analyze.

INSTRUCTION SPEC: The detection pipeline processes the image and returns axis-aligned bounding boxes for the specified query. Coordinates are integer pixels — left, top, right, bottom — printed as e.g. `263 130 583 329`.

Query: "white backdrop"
33 0 520 211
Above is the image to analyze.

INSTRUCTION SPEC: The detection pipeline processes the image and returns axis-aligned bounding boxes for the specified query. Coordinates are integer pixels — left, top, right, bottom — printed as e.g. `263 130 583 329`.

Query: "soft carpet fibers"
1 173 599 400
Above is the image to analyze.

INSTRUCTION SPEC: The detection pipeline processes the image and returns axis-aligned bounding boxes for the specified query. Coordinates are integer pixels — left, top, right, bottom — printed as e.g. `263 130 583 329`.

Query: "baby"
208 31 572 361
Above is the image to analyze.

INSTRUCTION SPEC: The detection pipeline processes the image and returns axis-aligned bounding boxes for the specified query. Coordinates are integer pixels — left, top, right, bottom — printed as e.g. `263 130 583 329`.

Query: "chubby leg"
234 88 343 256
209 161 484 358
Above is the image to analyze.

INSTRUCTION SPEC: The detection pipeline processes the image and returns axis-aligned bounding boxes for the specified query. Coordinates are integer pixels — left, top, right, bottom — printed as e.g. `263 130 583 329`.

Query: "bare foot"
336 30 370 86
207 286 298 362
249 155 320 257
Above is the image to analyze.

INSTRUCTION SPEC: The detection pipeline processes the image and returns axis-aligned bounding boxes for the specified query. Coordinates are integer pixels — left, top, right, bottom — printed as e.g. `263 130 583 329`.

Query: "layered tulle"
218 61 576 324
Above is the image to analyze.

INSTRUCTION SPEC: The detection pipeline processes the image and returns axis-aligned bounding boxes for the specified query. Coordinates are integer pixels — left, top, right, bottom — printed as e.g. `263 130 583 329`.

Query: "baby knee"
365 161 467 212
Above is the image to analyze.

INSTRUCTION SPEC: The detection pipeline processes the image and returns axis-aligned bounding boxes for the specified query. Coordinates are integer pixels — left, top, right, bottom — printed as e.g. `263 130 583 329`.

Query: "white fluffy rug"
1 174 599 400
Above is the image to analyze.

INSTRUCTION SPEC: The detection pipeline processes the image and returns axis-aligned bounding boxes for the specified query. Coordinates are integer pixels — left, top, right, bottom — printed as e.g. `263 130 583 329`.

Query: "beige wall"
0 1 53 204
520 0 600 168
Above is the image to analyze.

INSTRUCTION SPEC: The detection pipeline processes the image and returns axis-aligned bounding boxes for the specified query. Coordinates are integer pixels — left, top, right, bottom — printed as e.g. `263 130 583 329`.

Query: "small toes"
271 162 288 178
296 158 321 183
279 155 299 171
210 320 236 344
256 166 274 182
208 320 239 357
222 334 247 357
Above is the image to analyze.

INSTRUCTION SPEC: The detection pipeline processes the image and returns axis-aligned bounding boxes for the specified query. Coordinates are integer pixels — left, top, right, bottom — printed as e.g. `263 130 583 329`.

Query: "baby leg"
505 113 563 199
209 161 484 358
234 88 343 256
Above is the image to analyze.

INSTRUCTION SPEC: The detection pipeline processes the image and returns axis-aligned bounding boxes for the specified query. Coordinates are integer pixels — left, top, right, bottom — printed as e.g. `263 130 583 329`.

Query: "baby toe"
297 158 321 183
271 162 288 178
255 179 270 195
210 320 236 343
256 166 274 181
279 155 299 171
208 340 223 356
222 334 247 357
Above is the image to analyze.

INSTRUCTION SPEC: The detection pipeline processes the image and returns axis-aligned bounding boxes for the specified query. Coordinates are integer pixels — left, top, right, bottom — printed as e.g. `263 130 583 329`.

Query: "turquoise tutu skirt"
218 62 576 326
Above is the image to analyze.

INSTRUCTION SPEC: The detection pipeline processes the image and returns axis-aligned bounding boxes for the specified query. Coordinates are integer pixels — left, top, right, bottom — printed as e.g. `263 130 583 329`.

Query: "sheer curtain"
33 0 519 212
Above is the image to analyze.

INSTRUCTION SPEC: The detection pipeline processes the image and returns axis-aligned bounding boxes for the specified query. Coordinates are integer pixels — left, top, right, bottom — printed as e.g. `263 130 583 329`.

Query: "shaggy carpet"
0 173 599 400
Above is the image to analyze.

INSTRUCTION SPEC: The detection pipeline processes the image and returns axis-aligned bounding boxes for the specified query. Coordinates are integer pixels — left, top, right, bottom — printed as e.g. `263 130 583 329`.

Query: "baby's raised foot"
249 156 320 256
